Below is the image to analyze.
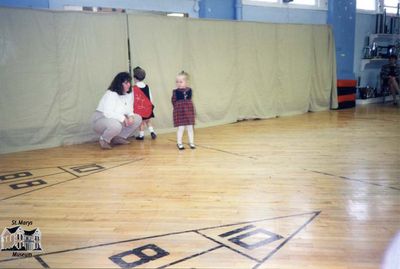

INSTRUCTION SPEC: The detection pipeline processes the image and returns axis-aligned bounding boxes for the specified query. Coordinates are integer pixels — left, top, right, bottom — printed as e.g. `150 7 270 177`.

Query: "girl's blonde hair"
178 70 190 81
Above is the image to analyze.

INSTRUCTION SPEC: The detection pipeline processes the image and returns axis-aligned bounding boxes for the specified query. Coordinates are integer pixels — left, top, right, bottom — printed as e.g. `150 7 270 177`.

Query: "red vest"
133 85 153 118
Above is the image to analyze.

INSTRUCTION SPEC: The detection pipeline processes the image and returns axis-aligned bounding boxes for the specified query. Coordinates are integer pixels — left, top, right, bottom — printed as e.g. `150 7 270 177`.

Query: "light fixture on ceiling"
167 13 185 17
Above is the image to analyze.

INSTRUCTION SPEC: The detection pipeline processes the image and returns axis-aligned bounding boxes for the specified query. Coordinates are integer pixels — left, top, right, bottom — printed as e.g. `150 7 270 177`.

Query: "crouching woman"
91 72 142 149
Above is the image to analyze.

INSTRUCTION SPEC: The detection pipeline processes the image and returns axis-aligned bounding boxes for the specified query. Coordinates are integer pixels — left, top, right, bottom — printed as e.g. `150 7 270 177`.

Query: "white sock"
177 126 185 144
139 131 144 137
148 126 155 133
187 125 194 144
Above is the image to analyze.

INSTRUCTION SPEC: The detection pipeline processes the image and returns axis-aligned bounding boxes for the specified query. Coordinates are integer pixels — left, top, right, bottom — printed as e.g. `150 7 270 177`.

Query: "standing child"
171 71 195 150
132 66 157 140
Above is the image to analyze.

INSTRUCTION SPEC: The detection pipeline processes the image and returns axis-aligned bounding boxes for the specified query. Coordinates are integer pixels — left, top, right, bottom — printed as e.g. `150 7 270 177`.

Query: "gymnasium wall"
48 0 200 18
0 7 337 154
242 4 327 25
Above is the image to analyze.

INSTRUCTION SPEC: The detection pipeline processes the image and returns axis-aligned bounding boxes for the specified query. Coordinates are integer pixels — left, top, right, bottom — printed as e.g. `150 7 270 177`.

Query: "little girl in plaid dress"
171 71 195 150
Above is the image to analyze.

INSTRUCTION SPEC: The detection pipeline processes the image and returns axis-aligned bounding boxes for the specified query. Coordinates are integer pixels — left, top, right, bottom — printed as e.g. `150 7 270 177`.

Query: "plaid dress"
172 88 195 127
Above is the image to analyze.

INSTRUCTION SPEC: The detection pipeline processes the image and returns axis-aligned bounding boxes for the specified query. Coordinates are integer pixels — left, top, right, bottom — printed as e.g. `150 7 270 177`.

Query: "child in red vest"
132 66 157 140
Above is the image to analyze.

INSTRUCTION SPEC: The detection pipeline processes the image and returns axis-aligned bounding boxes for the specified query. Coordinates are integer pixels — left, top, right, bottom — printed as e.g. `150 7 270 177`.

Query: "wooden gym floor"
0 104 399 269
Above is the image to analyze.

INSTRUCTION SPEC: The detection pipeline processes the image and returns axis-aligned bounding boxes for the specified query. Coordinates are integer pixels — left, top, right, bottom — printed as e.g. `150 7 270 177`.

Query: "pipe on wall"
235 0 242 20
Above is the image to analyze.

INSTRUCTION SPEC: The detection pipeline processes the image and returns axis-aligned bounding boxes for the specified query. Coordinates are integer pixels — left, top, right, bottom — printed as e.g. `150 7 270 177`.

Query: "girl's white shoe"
177 144 185 150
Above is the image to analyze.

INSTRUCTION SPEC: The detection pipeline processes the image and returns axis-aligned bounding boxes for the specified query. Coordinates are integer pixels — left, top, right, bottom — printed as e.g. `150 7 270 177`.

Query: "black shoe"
189 143 196 149
177 144 185 150
151 132 157 139
136 136 144 140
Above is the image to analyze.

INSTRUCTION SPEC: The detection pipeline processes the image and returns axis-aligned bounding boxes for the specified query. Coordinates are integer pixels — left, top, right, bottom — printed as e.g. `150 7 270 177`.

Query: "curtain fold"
0 8 60 153
0 8 128 153
55 11 129 145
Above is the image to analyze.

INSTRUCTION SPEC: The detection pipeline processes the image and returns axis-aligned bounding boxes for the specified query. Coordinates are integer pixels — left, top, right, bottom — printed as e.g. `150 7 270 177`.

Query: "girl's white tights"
177 125 194 145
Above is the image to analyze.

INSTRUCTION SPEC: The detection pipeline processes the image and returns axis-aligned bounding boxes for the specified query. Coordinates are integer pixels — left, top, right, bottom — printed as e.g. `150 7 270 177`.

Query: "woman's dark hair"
108 72 132 95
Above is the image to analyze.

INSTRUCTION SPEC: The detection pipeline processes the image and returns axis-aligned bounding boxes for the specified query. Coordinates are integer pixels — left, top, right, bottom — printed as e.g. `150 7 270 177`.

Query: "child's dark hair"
389 54 398 60
133 66 146 81
108 72 132 95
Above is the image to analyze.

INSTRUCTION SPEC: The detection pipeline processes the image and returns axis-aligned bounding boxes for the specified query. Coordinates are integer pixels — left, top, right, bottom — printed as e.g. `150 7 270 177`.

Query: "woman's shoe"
177 144 185 150
112 136 130 145
99 137 112 149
